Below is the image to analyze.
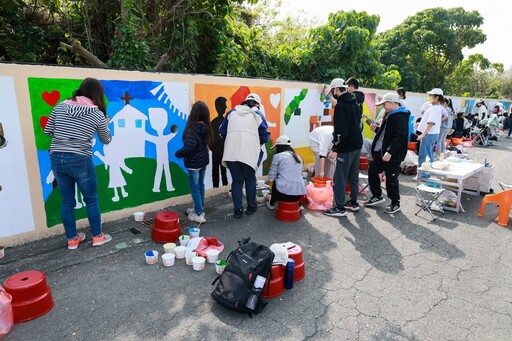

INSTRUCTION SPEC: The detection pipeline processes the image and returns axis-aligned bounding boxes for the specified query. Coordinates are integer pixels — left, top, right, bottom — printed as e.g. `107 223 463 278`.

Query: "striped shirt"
44 102 112 157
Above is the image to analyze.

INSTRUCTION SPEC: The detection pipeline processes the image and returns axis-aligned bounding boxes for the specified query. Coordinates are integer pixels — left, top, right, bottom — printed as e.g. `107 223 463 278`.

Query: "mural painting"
195 84 282 177
28 78 191 227
0 77 36 237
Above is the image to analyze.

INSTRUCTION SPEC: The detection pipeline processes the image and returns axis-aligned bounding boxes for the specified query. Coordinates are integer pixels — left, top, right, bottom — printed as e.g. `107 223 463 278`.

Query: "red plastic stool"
287 245 305 282
261 265 285 298
276 201 300 223
359 156 369 171
3 270 53 323
151 211 180 243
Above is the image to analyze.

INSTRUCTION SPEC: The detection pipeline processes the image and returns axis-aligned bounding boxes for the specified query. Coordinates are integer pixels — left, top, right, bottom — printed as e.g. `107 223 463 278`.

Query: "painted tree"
376 7 486 93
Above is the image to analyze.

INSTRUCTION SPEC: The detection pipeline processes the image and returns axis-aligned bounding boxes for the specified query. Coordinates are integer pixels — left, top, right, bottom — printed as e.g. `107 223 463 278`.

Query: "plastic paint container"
179 235 190 246
163 243 176 254
145 250 159 265
174 246 187 259
215 260 227 274
133 211 145 221
185 251 197 265
162 253 175 267
189 228 201 238
192 257 206 271
206 249 220 263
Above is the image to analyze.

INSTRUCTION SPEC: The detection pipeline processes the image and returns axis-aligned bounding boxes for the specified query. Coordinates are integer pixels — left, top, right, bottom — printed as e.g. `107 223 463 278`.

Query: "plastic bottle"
285 258 295 289
245 275 266 311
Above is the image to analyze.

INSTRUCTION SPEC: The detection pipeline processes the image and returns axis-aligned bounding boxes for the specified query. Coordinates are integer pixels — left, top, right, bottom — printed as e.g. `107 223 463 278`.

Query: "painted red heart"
40 116 49 130
42 90 60 106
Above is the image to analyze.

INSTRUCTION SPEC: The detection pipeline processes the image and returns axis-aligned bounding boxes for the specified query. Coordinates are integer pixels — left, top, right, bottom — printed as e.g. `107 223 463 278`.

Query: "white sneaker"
186 208 194 215
412 176 418 181
188 212 206 223
266 201 276 210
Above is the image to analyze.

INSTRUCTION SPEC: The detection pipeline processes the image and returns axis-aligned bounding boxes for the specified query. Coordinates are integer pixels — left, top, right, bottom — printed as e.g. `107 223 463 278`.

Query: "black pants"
211 150 228 188
368 153 401 205
270 182 301 206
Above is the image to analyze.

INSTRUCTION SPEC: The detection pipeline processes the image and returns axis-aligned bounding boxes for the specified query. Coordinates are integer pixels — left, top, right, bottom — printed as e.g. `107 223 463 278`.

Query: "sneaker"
364 196 385 207
189 212 206 223
412 176 418 181
323 206 347 217
384 203 401 214
186 208 194 215
67 232 86 250
92 232 112 247
246 205 257 215
266 201 276 210
233 209 243 219
344 200 360 212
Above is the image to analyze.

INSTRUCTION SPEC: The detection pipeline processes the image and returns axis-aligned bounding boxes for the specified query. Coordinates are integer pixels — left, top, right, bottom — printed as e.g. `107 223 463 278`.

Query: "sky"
278 0 511 69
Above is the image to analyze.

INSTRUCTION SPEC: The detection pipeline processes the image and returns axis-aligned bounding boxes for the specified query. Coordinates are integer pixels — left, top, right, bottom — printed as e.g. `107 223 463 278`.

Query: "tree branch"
60 38 109 68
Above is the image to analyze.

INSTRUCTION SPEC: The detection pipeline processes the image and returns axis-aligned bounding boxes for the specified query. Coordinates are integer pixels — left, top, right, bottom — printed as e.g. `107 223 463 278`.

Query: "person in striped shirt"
44 78 113 250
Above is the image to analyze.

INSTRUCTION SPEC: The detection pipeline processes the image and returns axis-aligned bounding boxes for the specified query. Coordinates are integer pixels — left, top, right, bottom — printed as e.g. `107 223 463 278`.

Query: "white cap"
245 93 261 104
271 135 292 149
269 243 289 266
427 88 443 96
375 92 400 106
330 78 347 89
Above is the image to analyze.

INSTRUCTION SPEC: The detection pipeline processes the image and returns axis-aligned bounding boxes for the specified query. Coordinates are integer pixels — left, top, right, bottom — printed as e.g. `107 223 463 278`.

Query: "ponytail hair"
275 145 302 164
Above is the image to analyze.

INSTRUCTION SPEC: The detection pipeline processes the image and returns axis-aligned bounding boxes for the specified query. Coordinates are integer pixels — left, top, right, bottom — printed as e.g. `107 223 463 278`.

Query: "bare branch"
61 38 109 68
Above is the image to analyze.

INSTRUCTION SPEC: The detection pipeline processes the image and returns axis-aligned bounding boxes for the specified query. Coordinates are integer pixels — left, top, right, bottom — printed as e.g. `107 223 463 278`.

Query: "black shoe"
246 206 257 215
364 196 385 207
233 209 243 219
384 203 400 214
323 206 347 217
344 200 360 212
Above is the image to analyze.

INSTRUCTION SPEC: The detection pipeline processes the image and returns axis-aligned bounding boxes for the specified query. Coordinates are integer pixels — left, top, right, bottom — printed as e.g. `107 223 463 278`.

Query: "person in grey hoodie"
44 78 112 250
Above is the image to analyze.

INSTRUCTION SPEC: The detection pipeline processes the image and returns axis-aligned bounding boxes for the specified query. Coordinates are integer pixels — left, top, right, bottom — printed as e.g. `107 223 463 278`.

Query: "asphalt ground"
1 137 512 341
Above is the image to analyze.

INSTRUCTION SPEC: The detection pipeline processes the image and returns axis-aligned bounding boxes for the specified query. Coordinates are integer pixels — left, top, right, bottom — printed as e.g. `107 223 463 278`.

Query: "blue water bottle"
285 258 295 289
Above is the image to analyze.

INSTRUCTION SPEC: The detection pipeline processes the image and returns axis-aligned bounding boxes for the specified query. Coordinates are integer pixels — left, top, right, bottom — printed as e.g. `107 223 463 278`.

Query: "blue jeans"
418 133 439 168
188 167 206 215
333 149 360 208
50 152 102 239
226 161 256 211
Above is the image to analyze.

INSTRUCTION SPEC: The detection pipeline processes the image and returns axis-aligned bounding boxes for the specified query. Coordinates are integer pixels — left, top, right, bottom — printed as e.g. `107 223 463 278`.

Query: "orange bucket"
408 142 417 151
445 139 451 147
311 176 332 188
452 138 462 146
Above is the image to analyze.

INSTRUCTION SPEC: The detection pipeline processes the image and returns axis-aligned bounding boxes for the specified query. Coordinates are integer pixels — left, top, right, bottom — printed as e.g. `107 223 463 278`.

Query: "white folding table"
416 161 485 213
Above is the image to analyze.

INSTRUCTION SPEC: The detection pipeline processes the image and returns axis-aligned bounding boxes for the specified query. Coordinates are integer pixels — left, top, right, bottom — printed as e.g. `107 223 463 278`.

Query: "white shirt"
418 104 443 135
309 125 334 157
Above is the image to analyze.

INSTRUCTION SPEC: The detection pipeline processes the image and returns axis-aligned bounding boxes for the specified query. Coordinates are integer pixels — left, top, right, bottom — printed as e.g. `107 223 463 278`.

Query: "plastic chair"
478 189 512 227
358 173 371 199
415 184 445 221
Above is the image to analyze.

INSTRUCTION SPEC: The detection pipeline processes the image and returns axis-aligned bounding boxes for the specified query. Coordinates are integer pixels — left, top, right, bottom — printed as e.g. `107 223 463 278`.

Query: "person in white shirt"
416 88 444 168
309 124 335 179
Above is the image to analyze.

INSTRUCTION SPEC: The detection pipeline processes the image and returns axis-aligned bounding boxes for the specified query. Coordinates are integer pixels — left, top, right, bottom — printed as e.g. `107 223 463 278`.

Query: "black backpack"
211 237 274 316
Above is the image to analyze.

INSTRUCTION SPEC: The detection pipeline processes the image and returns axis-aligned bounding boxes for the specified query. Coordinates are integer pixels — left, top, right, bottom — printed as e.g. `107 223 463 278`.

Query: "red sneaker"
67 232 86 250
92 232 112 247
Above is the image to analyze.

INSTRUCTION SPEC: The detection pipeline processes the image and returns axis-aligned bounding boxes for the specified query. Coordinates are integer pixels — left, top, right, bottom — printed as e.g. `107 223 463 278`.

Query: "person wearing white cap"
322 78 363 217
309 124 335 179
219 93 270 219
266 135 307 210
415 88 444 171
364 93 410 214
474 99 488 124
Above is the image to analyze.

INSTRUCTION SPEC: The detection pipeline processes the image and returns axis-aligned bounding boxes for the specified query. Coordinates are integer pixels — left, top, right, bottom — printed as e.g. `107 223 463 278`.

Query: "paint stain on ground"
115 242 128 250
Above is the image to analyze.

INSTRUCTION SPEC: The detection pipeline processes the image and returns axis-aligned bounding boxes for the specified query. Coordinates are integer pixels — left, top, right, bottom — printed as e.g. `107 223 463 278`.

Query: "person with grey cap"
364 93 410 214
322 78 362 217
266 135 307 210
219 93 270 219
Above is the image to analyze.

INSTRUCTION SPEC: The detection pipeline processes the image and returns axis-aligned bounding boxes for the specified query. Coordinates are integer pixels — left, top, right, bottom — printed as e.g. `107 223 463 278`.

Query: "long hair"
443 98 454 112
275 145 302 164
72 78 107 115
183 101 214 146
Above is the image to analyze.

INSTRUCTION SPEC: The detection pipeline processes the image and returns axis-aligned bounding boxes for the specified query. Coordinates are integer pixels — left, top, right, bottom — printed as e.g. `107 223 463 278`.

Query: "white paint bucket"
133 211 145 221
162 253 175 267
192 257 206 271
206 249 219 263
174 246 187 259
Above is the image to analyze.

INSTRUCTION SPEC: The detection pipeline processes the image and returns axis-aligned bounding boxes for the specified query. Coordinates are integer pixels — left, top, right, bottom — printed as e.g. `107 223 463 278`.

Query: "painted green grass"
44 158 189 227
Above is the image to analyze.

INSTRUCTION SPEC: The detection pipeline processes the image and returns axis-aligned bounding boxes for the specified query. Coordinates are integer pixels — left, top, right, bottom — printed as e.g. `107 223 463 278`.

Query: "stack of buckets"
2 270 54 323
151 211 180 243
261 244 305 299
276 201 301 223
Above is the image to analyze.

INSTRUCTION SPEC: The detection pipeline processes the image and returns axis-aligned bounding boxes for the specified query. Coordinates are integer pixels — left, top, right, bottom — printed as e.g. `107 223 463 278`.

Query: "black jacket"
175 122 210 169
332 92 363 153
371 106 410 163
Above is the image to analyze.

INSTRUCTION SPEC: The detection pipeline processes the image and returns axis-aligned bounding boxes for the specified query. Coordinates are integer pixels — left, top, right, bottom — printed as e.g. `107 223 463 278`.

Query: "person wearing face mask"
322 78 362 217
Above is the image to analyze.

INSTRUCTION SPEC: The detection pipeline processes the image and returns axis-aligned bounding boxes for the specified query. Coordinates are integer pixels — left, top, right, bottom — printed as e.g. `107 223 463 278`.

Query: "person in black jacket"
364 93 410 214
209 97 228 188
175 101 214 223
323 78 363 217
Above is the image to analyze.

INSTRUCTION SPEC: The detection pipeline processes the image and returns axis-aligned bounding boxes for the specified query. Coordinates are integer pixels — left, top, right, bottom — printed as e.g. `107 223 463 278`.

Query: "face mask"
332 89 339 100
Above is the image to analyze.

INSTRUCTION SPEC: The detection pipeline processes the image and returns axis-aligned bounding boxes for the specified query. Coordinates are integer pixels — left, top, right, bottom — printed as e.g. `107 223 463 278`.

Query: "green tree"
376 7 486 93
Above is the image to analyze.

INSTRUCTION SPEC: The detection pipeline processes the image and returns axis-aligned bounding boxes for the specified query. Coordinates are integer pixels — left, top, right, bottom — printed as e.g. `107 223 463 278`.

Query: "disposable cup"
0 246 4 259
162 253 175 267
145 250 159 265
257 179 265 188
192 256 206 271
186 251 197 265
174 246 187 259
215 260 227 274
163 243 176 254
189 228 200 238
133 211 145 221
206 249 220 263
179 235 190 246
